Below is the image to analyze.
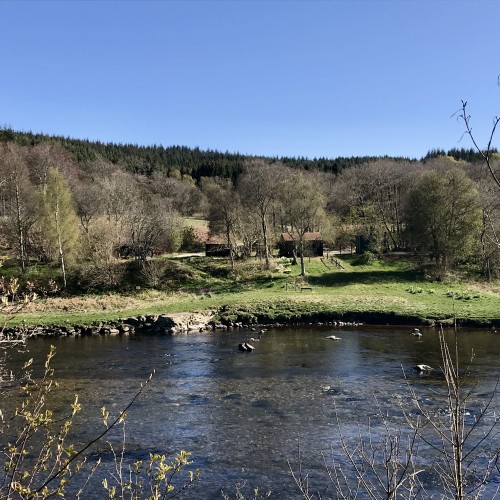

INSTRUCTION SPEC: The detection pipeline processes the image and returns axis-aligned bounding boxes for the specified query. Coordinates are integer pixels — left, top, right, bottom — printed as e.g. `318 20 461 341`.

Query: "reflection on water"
3 326 500 498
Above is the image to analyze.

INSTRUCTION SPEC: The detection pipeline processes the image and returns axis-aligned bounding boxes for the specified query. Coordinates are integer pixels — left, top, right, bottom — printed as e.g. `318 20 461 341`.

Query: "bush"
74 263 128 292
352 251 375 266
140 259 168 288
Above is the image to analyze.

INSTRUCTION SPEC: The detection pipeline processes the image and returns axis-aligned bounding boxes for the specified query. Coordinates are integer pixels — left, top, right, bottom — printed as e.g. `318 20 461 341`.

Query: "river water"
3 325 500 498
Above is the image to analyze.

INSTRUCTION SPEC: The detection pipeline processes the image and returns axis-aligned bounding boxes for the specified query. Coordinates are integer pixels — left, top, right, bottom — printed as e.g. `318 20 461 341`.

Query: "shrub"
352 251 375 266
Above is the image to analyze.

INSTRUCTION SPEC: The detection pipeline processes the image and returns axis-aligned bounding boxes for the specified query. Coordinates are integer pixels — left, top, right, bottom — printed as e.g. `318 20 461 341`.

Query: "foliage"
102 450 198 500
423 147 498 164
0 347 95 499
37 168 81 287
351 251 375 266
404 169 482 274
179 226 201 252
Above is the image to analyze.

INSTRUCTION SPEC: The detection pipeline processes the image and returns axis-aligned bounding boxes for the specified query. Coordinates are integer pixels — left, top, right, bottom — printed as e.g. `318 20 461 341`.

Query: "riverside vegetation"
1 108 500 332
0 253 499 332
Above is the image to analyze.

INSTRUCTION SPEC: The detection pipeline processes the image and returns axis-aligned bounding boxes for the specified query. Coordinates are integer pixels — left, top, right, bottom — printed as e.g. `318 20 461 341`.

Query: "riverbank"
2 256 500 338
1 297 497 341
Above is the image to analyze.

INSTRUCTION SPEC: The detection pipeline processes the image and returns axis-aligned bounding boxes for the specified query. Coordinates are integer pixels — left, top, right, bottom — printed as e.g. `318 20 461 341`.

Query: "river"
3 325 500 498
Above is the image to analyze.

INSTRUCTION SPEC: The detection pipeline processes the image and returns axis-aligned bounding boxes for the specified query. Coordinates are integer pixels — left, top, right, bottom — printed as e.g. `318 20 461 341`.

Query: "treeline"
0 130 499 296
423 147 498 163
0 126 421 180
1 126 494 182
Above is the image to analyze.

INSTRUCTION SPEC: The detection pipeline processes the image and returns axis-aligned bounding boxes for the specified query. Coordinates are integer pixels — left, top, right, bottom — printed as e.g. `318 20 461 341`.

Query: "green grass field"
4 254 500 328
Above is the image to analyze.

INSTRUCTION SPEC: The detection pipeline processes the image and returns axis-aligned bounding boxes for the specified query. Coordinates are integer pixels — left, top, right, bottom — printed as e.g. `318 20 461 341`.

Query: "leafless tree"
203 177 243 271
128 193 183 259
278 170 327 276
26 144 78 193
329 160 422 253
0 144 38 270
403 331 500 499
291 331 500 499
458 100 500 189
149 171 208 217
457 100 500 277
73 180 105 247
238 160 285 269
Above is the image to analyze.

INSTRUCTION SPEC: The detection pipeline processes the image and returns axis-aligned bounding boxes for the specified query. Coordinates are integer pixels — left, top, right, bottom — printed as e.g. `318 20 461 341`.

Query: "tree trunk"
299 239 306 276
54 198 67 289
261 216 271 269
226 223 234 272
14 178 26 272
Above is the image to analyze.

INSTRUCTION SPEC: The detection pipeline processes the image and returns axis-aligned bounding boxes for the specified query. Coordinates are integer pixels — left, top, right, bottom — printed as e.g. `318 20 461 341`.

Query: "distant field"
183 217 209 229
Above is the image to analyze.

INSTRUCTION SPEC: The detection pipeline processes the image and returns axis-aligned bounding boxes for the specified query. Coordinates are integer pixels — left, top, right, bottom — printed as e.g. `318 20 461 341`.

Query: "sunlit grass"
3 255 500 327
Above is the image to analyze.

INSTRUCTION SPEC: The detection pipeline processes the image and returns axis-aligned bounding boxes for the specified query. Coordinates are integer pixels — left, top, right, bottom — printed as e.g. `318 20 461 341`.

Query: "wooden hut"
205 234 231 257
278 232 323 257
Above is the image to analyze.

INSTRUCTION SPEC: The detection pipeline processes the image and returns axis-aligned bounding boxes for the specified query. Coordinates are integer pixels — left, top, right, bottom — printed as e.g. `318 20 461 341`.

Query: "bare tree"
291 330 500 499
128 193 183 259
149 171 208 217
238 160 284 269
26 143 78 193
278 170 327 276
291 403 423 499
458 100 500 277
403 331 500 499
0 144 38 271
203 178 242 271
72 180 105 248
98 171 137 251
329 160 421 253
468 164 500 278
458 100 500 189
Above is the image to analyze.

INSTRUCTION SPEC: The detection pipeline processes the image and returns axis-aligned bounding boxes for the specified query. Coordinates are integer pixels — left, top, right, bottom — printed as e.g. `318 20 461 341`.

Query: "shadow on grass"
308 269 422 287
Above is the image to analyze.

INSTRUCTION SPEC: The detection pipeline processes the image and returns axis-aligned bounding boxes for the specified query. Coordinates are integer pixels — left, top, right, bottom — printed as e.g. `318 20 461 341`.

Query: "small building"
205 234 231 257
279 232 323 258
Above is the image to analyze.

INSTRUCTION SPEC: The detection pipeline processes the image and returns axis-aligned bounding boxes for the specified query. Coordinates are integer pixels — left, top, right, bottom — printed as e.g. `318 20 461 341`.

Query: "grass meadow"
6 254 500 328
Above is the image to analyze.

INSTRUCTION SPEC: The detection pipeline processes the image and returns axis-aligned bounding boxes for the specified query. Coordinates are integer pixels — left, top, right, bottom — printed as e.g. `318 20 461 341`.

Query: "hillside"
3 126 488 180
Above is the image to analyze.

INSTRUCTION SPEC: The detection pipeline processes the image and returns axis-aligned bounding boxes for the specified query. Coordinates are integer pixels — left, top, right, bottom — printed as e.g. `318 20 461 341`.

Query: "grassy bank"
3 255 500 328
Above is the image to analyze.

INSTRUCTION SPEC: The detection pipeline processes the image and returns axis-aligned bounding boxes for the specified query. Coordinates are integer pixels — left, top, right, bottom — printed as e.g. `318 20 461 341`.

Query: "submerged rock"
238 342 255 352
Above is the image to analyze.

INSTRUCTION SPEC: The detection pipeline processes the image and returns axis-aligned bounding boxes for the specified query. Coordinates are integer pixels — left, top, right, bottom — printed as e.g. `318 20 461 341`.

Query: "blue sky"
1 0 499 159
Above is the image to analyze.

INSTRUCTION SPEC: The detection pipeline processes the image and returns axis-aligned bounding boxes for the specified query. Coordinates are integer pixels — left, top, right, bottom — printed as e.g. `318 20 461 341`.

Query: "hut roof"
192 227 209 244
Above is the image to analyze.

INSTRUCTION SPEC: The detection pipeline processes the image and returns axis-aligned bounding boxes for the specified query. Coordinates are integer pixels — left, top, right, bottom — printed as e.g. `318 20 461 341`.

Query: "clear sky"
1 0 499 160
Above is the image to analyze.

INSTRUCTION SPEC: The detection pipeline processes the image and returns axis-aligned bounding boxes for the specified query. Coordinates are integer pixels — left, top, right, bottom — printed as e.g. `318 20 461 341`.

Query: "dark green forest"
1 126 491 180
